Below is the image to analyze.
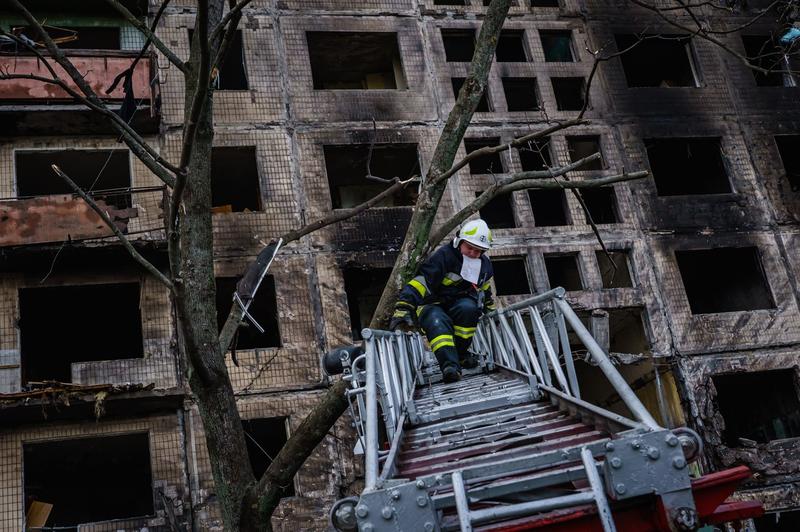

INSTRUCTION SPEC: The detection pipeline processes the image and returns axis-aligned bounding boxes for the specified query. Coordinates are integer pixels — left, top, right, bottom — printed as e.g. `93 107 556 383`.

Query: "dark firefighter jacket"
396 244 497 314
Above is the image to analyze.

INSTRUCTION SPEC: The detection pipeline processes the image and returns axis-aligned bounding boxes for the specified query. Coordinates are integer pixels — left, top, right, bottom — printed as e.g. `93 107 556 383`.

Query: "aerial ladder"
325 288 763 532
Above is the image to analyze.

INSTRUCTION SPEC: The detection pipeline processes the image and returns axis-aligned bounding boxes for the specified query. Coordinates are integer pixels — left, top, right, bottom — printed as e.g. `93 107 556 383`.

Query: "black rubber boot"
442 364 461 383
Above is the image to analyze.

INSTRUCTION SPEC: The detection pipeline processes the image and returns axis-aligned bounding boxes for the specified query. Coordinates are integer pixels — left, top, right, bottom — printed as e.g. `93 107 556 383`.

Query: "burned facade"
1 0 800 530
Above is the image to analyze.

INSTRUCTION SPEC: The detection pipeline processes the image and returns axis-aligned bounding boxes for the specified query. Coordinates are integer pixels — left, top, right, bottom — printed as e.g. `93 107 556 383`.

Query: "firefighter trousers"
418 297 481 370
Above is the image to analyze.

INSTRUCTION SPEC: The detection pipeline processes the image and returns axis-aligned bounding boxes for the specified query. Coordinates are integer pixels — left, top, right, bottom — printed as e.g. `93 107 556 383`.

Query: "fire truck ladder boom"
326 288 763 532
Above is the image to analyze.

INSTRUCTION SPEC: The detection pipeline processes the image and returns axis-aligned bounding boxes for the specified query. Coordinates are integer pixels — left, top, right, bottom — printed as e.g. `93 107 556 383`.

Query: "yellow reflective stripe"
481 280 492 291
430 334 455 352
409 278 427 297
442 273 462 286
396 300 415 310
416 305 426 317
453 325 476 339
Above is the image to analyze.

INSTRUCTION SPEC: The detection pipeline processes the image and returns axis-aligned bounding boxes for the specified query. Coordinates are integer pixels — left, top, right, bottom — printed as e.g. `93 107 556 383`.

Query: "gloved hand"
389 308 414 331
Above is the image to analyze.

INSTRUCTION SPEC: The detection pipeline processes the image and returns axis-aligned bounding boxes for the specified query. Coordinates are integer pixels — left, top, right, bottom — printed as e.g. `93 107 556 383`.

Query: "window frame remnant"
216 275 282 349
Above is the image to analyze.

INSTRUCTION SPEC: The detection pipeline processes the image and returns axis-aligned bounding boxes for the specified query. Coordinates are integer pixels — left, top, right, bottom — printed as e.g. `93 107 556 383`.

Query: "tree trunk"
243 0 513 528
175 6 258 529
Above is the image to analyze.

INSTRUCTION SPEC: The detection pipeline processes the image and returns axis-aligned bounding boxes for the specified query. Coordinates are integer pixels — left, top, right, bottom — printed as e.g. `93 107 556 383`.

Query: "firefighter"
389 219 497 382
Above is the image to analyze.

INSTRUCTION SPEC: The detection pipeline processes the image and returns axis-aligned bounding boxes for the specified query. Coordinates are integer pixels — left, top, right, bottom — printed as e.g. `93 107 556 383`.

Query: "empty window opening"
24 433 153 529
645 137 731 196
452 78 491 111
211 146 262 213
15 150 131 209
307 32 406 90
464 138 504 174
344 267 392 340
531 0 560 6
190 29 248 90
596 250 632 288
496 30 528 62
493 257 531 296
544 254 583 291
775 135 800 191
539 30 574 62
608 308 649 354
615 34 697 87
478 191 516 229
551 77 585 111
323 144 420 209
713 369 800 446
518 139 552 171
502 77 539 111
675 247 774 314
742 35 794 87
567 136 603 170
755 510 800 532
216 276 281 349
242 418 295 496
581 187 618 224
19 282 143 384
441 29 476 62
528 189 569 226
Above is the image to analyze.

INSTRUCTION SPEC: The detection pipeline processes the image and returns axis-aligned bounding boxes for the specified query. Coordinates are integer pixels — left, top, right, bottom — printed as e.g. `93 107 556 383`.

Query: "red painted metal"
471 466 762 532
0 53 153 101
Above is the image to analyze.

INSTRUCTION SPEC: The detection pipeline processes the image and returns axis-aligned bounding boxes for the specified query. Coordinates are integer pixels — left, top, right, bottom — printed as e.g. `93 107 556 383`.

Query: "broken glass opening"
441 29 476 62
19 282 144 384
645 137 732 196
502 77 540 111
15 149 132 209
551 77 585 111
478 191 516 229
539 30 574 62
596 250 632 288
307 32 407 89
344 267 392 340
615 34 698 87
211 146 262 213
675 247 774 314
544 253 583 291
493 257 531 295
323 144 420 208
713 369 800 445
242 417 295 496
528 189 569 227
24 433 154 528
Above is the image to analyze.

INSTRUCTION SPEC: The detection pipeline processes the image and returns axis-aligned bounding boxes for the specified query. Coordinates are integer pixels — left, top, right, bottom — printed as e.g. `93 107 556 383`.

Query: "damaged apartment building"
1 0 800 530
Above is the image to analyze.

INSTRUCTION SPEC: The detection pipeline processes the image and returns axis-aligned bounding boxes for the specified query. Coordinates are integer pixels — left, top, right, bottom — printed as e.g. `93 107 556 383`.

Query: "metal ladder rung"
451 446 617 532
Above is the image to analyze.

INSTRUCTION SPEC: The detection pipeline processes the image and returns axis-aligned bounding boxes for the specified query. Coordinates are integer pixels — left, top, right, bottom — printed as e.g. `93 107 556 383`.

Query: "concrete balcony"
0 51 159 135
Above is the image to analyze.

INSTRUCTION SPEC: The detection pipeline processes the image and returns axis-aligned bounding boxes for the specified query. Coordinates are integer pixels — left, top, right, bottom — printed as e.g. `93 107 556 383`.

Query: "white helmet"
452 219 493 251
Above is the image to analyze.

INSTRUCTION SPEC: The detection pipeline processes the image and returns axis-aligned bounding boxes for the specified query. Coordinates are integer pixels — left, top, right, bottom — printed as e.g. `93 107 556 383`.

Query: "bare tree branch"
103 0 189 73
211 0 243 74
211 0 257 42
50 165 174 290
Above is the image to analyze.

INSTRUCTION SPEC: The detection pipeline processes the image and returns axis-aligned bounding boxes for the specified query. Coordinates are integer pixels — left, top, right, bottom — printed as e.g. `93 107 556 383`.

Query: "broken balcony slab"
0 194 137 247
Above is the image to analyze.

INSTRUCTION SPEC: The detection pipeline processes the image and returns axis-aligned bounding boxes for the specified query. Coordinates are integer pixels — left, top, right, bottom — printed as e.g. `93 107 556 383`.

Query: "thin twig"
50 164 174 291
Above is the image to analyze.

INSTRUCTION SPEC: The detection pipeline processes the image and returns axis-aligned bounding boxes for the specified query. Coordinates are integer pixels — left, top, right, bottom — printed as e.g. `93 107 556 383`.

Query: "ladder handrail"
478 288 661 430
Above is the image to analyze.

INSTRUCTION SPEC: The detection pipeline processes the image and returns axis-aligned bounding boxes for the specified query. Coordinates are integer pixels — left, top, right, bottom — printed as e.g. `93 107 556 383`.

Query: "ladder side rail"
580 447 617 532
376 337 398 441
511 309 545 380
363 331 380 491
487 316 514 369
553 303 581 400
380 336 402 434
499 311 532 373
377 411 408 484
527 306 553 387
553 297 660 429
531 306 570 392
